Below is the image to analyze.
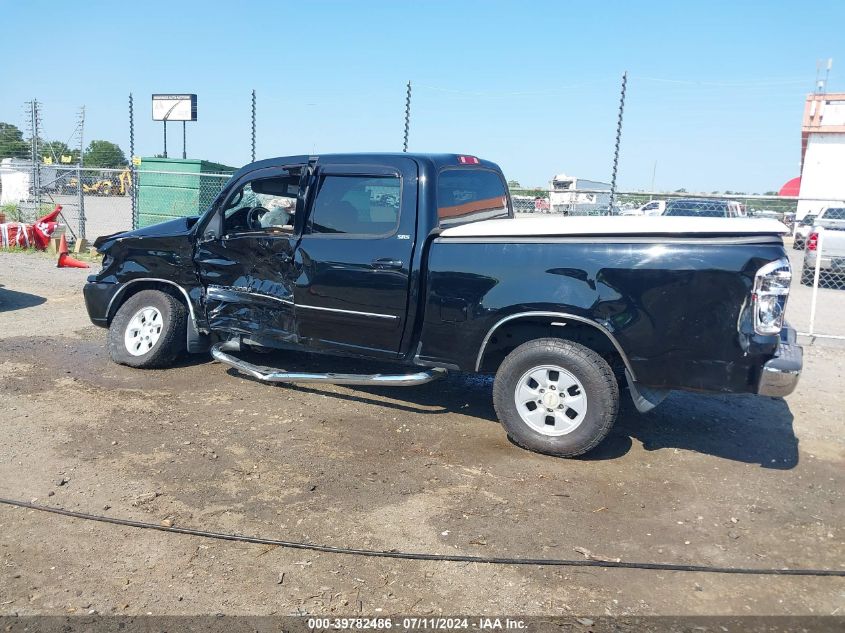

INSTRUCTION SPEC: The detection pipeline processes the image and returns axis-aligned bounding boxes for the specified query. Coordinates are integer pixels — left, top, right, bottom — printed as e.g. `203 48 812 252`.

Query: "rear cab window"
437 168 511 228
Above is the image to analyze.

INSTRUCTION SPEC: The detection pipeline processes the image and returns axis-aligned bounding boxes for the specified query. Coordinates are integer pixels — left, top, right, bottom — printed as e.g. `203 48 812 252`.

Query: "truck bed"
440 216 789 238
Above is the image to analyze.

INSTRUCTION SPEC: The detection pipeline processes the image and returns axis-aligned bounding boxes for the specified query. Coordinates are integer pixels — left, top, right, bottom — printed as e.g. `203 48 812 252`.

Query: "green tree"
674 188 687 193
0 122 30 159
83 140 127 168
507 179 521 188
42 140 80 164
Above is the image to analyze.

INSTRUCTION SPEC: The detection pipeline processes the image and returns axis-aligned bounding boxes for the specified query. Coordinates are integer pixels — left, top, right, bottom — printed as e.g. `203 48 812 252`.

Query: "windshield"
800 215 816 226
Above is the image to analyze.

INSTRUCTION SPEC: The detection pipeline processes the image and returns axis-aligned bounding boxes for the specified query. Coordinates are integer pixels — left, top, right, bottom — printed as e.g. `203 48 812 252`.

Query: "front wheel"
493 338 619 457
108 289 187 368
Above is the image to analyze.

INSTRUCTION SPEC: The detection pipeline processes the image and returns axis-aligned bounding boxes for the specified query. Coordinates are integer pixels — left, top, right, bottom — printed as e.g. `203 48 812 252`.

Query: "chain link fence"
508 187 845 340
509 187 800 223
790 226 845 340
4 160 844 342
1 163 232 241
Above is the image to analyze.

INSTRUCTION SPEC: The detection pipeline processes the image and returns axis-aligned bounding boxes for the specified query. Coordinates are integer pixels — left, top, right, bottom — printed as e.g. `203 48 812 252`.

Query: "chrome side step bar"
210 343 447 387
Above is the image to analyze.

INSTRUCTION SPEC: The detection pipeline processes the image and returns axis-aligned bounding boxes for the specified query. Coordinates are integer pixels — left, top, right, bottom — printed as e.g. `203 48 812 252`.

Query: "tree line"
0 122 127 168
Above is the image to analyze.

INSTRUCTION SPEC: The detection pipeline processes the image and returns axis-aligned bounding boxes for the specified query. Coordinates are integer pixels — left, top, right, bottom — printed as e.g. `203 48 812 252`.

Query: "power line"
2 498 841 577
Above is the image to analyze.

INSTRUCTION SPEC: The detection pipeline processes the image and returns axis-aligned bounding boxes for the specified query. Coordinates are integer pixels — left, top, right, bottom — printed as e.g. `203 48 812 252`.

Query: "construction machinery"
63 168 133 196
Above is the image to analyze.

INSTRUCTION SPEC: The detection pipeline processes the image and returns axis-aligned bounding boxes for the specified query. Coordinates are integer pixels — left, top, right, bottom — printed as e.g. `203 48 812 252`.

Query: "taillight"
752 258 791 335
807 232 819 251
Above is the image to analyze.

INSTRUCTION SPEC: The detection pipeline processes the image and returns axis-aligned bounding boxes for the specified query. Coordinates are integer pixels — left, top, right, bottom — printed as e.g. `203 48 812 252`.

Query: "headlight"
752 257 791 335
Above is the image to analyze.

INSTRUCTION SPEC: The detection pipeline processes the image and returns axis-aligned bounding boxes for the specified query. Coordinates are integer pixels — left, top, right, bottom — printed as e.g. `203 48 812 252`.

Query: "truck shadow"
585 391 799 469
227 349 799 469
0 284 47 313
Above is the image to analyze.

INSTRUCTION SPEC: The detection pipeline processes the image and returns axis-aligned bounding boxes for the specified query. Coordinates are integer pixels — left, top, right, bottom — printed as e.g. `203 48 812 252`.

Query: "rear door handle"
371 258 403 270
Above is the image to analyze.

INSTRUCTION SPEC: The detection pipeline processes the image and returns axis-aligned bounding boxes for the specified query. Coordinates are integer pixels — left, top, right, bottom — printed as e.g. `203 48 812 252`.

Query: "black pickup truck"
84 153 802 457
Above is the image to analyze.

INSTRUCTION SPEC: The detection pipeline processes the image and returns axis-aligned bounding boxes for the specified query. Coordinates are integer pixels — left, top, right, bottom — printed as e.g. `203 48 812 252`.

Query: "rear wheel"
493 338 619 457
108 289 186 368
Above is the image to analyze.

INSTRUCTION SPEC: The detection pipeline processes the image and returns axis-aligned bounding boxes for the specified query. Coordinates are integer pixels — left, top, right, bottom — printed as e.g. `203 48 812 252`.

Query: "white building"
796 94 845 220
548 173 611 215
0 158 60 205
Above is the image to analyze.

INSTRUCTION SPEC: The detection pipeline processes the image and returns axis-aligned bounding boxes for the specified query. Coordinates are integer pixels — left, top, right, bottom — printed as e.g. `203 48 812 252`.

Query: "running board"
211 343 447 387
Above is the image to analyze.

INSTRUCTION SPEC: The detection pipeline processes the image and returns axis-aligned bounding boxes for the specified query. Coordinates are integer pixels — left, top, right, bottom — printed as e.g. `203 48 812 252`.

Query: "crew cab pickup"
84 154 802 457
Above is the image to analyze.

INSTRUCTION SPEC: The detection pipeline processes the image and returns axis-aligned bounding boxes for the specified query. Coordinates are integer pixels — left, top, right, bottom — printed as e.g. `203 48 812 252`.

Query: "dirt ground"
0 250 842 617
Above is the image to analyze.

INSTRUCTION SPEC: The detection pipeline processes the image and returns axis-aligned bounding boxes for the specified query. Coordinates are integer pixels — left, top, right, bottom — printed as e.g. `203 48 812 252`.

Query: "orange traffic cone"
56 234 89 269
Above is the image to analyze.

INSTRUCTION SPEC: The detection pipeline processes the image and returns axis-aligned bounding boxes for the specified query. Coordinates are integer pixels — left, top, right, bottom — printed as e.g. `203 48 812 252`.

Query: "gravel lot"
0 250 842 617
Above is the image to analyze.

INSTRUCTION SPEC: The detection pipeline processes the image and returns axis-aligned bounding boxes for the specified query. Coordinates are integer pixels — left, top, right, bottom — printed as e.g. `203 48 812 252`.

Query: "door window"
222 175 300 234
307 175 401 236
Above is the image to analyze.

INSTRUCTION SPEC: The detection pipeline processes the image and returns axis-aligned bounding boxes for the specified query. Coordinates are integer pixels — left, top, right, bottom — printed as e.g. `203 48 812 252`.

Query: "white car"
793 214 817 249
617 200 665 216
638 200 665 216
800 207 845 284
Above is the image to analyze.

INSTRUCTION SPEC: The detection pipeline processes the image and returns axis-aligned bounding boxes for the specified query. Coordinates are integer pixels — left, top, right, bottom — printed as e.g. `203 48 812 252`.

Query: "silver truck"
801 207 845 285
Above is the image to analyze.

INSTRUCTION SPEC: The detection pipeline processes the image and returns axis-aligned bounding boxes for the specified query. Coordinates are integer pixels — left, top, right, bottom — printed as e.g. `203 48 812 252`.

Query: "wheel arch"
106 278 206 351
475 311 636 380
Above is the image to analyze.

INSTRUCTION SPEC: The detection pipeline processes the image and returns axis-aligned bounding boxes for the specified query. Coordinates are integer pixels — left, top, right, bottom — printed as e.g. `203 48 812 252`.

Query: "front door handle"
371 258 403 270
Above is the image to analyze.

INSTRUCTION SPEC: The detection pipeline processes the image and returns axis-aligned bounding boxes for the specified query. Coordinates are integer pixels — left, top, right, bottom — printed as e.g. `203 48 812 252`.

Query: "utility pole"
182 121 187 159
129 93 138 229
650 160 657 193
163 120 168 158
26 99 42 213
251 89 256 162
824 58 833 94
403 81 411 152
609 72 627 212
77 106 86 240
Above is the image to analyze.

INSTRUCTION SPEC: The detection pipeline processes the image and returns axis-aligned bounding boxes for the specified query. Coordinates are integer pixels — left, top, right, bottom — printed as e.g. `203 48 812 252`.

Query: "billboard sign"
152 94 198 121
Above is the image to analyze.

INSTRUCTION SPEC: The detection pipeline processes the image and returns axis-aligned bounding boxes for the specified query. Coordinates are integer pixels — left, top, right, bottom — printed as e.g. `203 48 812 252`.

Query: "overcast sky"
3 0 843 192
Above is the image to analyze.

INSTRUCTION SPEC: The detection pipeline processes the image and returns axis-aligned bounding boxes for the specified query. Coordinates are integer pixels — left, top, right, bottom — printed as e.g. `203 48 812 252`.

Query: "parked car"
84 153 801 458
800 207 845 285
638 200 666 216
618 200 665 217
793 214 817 250
663 198 744 218
750 209 780 221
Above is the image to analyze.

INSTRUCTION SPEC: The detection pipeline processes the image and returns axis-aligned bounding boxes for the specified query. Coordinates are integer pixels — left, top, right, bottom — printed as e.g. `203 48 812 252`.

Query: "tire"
493 338 619 457
108 289 187 368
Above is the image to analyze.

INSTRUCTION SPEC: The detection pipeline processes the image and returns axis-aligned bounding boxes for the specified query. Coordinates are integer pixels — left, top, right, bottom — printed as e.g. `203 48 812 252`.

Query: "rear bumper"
83 279 120 327
757 327 802 398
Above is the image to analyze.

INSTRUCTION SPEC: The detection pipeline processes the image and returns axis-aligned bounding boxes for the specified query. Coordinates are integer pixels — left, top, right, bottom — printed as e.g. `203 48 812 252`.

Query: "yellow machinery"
64 168 133 196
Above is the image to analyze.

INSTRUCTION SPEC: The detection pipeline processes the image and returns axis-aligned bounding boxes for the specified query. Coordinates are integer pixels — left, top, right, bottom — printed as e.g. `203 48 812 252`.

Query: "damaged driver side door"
194 165 304 347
